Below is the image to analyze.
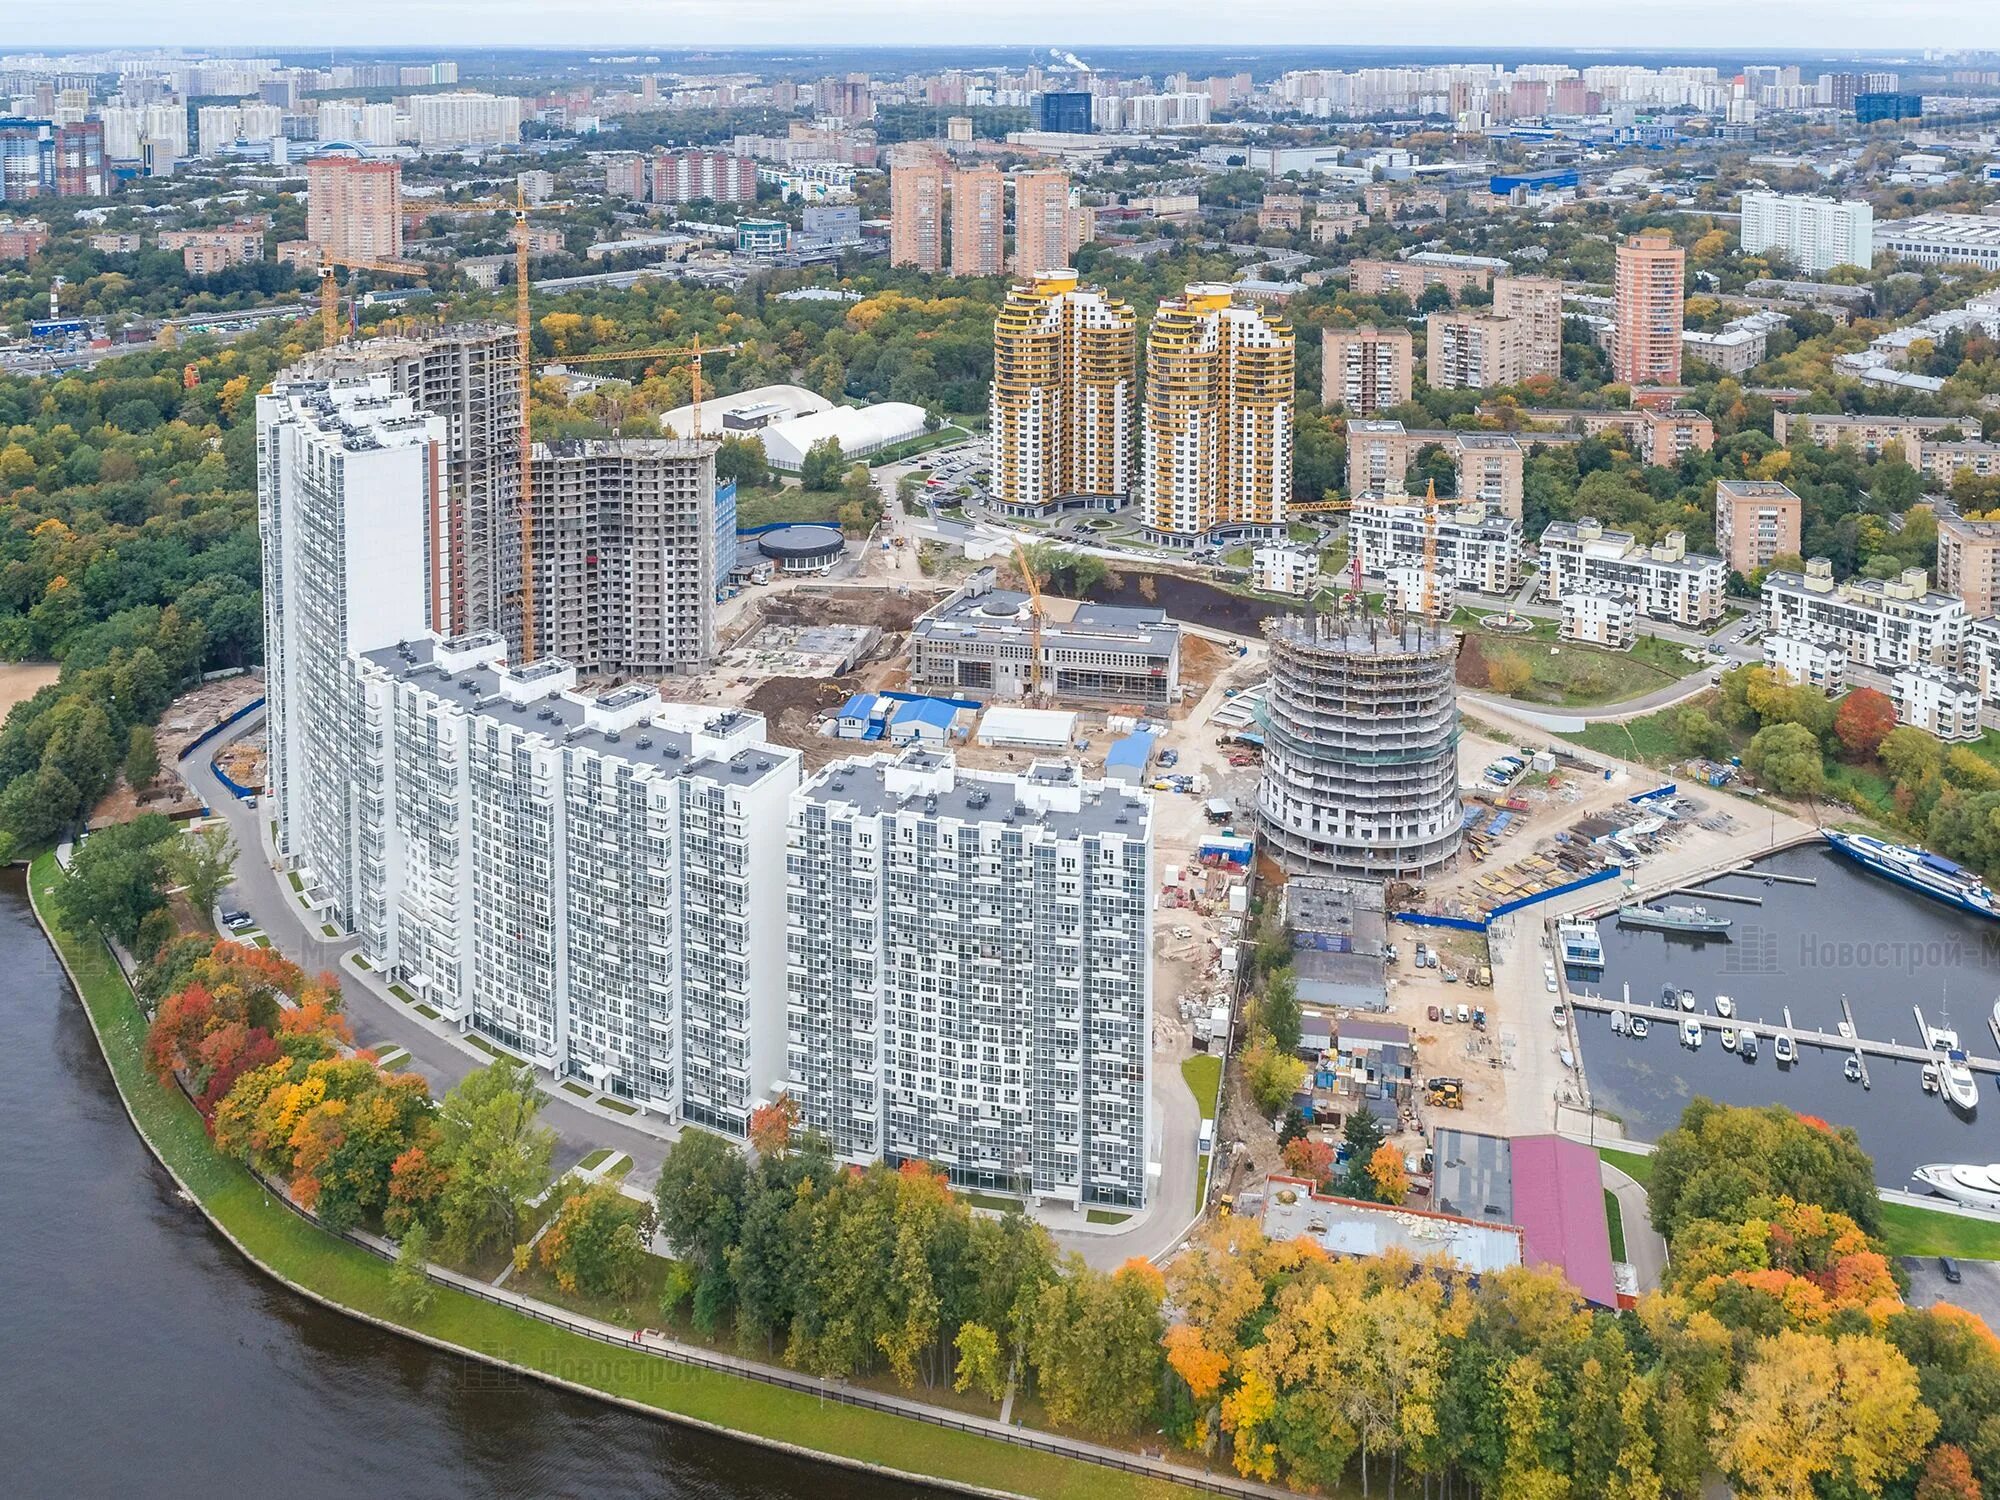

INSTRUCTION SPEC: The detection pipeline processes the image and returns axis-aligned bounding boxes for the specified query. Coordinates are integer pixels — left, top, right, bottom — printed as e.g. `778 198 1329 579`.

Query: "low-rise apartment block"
1763 630 1848 694
786 749 1153 1207
1714 478 1803 576
1559 589 1639 650
1938 514 2000 616
158 221 266 274
910 572 1181 707
1352 496 1524 596
1892 666 1982 741
1252 545 1324 596
1761 558 1966 670
1538 519 1727 627
1348 252 1501 302
1913 439 2000 487
1773 410 1961 457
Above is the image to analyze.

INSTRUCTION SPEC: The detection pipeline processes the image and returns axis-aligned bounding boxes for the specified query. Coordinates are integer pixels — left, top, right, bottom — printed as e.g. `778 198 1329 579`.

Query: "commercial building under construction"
1258 610 1463 880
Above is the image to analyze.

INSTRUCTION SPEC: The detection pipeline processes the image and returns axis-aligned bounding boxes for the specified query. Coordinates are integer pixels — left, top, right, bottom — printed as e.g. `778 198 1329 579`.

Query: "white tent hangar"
976 706 1078 748
758 402 928 470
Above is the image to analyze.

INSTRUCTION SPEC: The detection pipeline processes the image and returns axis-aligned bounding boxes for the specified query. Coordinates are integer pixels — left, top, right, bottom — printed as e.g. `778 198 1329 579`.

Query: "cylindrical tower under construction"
1257 611 1462 880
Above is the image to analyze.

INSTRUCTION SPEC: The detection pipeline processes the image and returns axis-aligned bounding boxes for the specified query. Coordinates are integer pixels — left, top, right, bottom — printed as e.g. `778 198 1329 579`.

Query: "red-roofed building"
1432 1129 1621 1307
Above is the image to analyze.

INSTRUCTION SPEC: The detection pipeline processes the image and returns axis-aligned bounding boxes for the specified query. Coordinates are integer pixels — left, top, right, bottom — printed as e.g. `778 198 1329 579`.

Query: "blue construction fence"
1628 782 1678 804
181 695 266 801
1395 864 1623 934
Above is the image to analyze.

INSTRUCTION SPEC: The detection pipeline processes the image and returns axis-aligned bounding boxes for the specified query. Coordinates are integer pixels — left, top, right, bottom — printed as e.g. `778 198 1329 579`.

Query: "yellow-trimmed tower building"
988 269 1136 518
1140 284 1294 548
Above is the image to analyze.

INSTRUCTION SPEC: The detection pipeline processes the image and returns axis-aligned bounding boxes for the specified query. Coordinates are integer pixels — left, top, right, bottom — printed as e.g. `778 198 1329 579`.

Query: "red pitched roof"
1506 1134 1618 1307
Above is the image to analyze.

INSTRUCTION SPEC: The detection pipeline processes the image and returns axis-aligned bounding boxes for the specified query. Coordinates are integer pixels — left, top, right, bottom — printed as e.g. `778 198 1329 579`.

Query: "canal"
0 871 932 1500
1576 841 2000 1186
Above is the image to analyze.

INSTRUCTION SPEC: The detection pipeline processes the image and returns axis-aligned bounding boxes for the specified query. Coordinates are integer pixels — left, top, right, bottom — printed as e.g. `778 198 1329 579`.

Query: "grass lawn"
1880 1202 2000 1259
732 486 842 530
353 956 372 971
955 1189 1026 1215
388 983 416 1003
25 852 1215 1500
578 1148 613 1173
1598 1147 1655 1187
1560 696 1712 767
467 1034 521 1063
286 870 303 892
319 923 338 938
413 1003 441 1021
1604 1189 1627 1262
1471 625 1695 708
1181 1054 1222 1121
597 1096 638 1116
1086 1210 1132 1226
561 1080 593 1098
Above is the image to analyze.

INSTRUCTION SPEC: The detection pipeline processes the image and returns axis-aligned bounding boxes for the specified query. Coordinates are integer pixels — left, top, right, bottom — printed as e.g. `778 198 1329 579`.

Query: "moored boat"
1775 1031 1797 1065
1823 831 2000 923
1680 1019 1703 1048
1721 1026 1737 1052
1716 994 1734 1018
1913 1161 2000 1210
1558 921 1604 970
1618 902 1733 936
1741 1029 1759 1061
1944 1050 1980 1115
1630 1016 1650 1040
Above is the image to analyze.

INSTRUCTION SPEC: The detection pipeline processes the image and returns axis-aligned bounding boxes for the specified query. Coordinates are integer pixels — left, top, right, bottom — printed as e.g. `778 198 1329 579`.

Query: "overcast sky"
16 1 1999 53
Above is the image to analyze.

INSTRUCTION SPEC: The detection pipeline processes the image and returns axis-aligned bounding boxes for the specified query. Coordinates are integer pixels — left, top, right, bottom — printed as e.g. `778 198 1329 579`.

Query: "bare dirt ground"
92 673 265 827
0 660 59 717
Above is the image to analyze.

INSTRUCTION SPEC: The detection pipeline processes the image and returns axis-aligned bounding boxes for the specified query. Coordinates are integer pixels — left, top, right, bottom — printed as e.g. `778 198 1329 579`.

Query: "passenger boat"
1913 1161 2000 1210
1823 831 2000 923
1558 921 1605 970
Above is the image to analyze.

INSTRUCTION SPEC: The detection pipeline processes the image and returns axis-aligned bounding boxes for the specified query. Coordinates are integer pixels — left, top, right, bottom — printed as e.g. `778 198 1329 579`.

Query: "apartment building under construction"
1258 610 1463 880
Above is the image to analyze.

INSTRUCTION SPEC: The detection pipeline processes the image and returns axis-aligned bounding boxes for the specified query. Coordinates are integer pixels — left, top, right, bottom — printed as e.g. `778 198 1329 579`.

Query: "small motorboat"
1661 983 1678 1006
1630 1016 1650 1040
1721 1027 1737 1052
1716 994 1735 1018
1558 1047 1576 1070
1611 1010 1628 1036
1741 1029 1759 1061
1845 1056 1863 1082
1681 1019 1703 1049
1775 1032 1797 1065
1923 1063 1941 1095
1837 1021 1855 1039
1679 989 1696 1012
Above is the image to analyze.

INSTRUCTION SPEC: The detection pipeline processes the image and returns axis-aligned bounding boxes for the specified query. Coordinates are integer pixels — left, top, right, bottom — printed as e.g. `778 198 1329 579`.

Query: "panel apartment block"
787 749 1153 1207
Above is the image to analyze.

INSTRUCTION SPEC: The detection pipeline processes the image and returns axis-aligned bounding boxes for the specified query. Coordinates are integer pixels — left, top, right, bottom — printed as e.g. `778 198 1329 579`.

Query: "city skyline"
14 3 2000 51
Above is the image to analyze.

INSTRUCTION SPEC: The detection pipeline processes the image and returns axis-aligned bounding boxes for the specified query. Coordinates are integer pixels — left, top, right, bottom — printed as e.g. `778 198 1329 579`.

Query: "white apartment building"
1537 518 1727 627
1384 565 1456 617
1252 545 1324 596
1892 666 1982 742
1739 192 1874 274
1351 496 1524 596
1763 630 1848 694
1963 617 2000 717
786 750 1154 1208
1761 557 1966 671
1559 589 1639 650
410 92 523 152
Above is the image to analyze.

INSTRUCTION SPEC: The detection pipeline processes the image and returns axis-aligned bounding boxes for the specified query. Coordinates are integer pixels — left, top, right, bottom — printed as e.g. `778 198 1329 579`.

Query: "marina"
1567 841 2000 1187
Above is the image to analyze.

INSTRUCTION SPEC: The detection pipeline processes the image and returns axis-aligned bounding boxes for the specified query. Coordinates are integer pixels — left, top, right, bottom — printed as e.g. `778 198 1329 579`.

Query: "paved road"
1602 1159 1668 1292
181 710 677 1188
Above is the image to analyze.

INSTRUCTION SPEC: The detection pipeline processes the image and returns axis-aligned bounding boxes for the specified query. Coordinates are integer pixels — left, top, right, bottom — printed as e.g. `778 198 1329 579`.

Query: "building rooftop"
798 746 1150 839
1432 1130 1617 1305
917 583 1181 657
1260 1176 1524 1278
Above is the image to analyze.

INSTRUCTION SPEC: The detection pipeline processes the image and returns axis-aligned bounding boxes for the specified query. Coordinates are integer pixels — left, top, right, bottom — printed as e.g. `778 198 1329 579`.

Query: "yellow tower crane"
1010 539 1046 702
1420 477 1441 621
317 254 429 347
553 335 747 436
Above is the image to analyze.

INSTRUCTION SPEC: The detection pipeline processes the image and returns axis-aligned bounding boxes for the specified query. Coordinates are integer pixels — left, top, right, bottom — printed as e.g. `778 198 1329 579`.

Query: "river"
1576 842 2000 1185
0 871 932 1500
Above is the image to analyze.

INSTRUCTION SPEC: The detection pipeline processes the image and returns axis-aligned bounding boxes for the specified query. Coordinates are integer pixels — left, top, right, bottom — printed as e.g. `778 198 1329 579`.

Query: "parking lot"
1902 1252 2000 1328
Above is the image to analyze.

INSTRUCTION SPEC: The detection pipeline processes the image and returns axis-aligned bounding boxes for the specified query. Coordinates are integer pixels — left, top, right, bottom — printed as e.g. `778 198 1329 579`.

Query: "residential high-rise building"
530 439 718 676
53 121 104 197
1038 91 1094 134
989 270 1136 517
1011 168 1076 275
410 91 522 151
1426 310 1522 390
259 370 803 1131
1140 284 1294 546
1320 326 1413 415
787 748 1153 1207
305 149 403 261
1490 275 1565 379
1613 232 1684 387
1259 612 1463 880
1714 478 1803 576
1739 192 1874 274
1856 92 1922 125
0 118 54 199
1936 515 2000 617
889 149 945 271
950 164 1005 275
300 323 521 643
649 148 757 204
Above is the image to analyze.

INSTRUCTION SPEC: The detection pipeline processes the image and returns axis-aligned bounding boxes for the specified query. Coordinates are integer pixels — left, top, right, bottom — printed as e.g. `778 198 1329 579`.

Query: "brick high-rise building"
1011 168 1076 276
950 164 1005 275
304 150 403 262
1613 233 1684 388
889 149 945 271
1140 285 1293 546
1491 275 1565 379
1320 326 1413 415
1714 478 1803 576
648 149 757 204
1426 310 1522 390
989 270 1135 517
1935 514 2000 617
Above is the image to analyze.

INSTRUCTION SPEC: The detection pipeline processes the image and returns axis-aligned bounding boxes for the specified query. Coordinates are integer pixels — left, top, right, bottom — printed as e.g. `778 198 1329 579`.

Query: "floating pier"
1569 993 1999 1074
1664 886 1764 906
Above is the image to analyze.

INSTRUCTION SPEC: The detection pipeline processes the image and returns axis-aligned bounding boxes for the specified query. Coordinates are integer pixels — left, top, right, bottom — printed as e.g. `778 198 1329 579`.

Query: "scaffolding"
1256 606 1463 880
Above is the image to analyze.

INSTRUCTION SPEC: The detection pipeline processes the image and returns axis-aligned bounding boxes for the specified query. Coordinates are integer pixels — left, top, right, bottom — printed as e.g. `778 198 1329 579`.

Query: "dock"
1569 992 2000 1074
1840 996 1869 1088
1664 886 1764 906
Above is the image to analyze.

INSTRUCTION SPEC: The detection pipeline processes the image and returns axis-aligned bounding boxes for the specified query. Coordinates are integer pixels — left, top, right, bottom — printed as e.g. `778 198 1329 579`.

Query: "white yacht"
1913 1161 2000 1211
1715 994 1734 1018
1774 1031 1797 1065
1680 1018 1703 1049
1943 1050 1980 1116
1721 1027 1737 1052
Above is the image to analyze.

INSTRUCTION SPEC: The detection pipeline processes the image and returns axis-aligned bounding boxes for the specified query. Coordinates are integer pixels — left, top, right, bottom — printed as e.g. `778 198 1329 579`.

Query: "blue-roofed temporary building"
836 692 886 740
1103 729 1157 786
887 696 959 745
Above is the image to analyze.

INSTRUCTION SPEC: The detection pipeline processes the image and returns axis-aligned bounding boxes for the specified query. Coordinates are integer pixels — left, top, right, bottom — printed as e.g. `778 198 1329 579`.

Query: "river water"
1576 842 2000 1186
0 872 932 1500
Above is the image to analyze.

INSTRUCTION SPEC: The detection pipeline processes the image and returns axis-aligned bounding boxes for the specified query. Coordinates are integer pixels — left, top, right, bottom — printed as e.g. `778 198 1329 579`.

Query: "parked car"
1427 1005 1441 1022
1940 1256 1964 1284
1455 1004 1470 1024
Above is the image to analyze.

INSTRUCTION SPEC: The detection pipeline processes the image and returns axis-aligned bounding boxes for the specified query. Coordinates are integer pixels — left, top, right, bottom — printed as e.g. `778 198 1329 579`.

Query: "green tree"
1261 968 1302 1053
1338 1108 1393 1201
388 1222 438 1316
1671 706 1729 760
655 1126 748 1331
714 433 769 488
166 824 237 920
123 724 160 788
1242 1029 1307 1115
1648 1098 1882 1239
539 1181 653 1299
431 1059 557 1263
1744 721 1825 796
1027 1257 1163 1438
953 1320 1006 1400
1880 725 1946 786
800 435 846 491
51 813 177 947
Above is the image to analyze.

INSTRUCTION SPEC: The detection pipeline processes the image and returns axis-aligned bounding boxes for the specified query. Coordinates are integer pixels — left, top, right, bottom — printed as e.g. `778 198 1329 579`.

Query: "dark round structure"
757 523 845 571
